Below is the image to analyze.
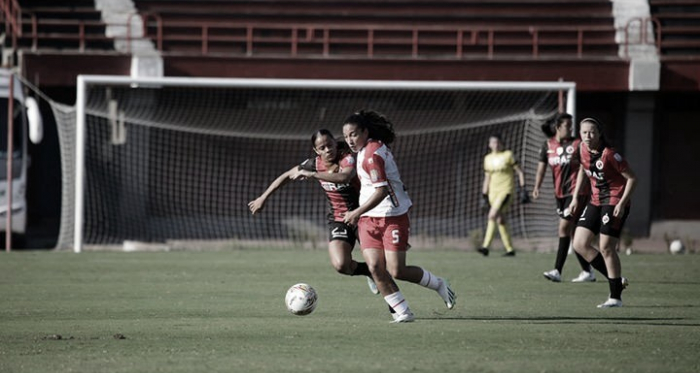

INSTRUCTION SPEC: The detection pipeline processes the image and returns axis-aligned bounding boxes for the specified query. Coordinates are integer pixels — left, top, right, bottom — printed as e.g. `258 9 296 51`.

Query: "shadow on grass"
422 315 700 327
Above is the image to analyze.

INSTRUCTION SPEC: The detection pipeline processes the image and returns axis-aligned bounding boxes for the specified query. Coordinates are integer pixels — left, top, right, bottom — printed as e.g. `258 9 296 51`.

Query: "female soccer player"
478 134 528 257
248 129 379 295
569 118 636 308
342 110 456 323
533 113 596 283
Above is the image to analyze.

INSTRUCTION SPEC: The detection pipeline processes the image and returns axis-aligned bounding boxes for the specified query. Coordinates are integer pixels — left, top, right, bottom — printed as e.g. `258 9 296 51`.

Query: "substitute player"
342 110 456 323
533 113 596 283
248 129 380 295
569 118 636 308
478 134 529 257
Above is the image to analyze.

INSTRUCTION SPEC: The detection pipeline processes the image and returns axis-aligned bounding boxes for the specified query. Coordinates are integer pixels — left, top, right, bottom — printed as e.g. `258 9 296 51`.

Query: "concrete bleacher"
132 0 619 59
650 0 700 56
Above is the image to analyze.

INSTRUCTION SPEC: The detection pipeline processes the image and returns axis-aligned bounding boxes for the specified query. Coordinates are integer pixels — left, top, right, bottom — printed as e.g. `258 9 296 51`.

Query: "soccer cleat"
366 276 380 295
477 247 489 256
502 251 516 257
597 298 623 308
437 278 456 309
390 311 415 323
571 270 596 283
622 277 629 289
543 269 562 282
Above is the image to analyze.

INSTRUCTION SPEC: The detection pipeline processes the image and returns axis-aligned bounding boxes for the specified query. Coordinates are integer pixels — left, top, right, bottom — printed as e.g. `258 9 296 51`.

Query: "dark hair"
343 109 395 145
541 113 573 138
579 117 610 148
311 129 335 147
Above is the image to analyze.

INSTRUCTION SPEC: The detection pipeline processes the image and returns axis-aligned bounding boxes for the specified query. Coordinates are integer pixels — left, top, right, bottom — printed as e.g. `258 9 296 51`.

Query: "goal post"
63 76 575 253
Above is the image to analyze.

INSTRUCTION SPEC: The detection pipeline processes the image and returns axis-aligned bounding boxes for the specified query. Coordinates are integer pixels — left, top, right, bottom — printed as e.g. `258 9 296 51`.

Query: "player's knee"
332 261 352 275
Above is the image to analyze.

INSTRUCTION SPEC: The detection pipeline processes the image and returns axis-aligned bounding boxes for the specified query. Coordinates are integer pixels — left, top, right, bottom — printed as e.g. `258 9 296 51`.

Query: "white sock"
419 269 441 291
384 291 410 315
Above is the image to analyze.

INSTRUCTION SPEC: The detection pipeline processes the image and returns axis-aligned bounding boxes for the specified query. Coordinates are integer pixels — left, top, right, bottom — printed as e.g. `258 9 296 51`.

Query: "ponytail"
343 110 396 145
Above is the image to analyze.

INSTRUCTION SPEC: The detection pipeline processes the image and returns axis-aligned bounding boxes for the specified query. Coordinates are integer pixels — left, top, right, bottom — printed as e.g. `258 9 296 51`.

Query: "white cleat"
571 270 596 283
597 298 623 308
366 276 380 295
437 278 456 310
390 311 415 323
543 269 562 282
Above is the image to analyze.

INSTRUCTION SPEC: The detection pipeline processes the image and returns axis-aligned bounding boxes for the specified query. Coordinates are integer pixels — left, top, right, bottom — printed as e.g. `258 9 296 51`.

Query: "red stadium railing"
0 0 22 48
134 18 621 59
4 9 667 61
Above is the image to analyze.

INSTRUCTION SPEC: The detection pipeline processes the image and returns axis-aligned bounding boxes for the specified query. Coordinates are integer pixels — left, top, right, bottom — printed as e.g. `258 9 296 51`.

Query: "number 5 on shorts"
391 229 400 244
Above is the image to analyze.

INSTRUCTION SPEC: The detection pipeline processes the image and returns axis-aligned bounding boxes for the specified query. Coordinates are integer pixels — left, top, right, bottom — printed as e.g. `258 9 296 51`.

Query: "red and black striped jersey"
299 152 360 222
579 144 630 206
538 137 589 198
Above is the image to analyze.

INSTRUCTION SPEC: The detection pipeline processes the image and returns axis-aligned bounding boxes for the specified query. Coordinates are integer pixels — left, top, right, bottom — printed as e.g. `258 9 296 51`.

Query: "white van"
0 69 42 238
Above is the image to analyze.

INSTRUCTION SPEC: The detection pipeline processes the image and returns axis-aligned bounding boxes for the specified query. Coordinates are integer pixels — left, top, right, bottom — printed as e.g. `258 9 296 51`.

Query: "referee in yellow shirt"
478 134 528 256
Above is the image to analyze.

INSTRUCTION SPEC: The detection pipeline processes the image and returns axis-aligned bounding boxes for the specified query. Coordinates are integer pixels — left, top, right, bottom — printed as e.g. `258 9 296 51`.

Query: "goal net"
54 77 574 252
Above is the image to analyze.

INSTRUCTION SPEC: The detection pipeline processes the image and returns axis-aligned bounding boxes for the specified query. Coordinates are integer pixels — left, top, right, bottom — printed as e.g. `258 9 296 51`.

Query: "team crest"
596 160 604 170
556 147 564 155
602 213 610 225
566 146 574 154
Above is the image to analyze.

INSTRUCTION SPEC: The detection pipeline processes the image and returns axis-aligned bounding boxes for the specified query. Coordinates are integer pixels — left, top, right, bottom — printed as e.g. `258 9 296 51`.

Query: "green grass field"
1 249 699 373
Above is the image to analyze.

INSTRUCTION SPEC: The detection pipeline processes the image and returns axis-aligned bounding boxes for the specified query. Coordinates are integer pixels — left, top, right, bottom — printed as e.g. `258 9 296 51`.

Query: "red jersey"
579 143 629 206
299 152 360 222
538 137 589 198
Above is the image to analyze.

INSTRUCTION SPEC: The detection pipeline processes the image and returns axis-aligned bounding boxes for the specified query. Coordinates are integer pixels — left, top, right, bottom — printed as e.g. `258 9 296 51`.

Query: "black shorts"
327 221 357 246
576 203 630 238
556 195 590 221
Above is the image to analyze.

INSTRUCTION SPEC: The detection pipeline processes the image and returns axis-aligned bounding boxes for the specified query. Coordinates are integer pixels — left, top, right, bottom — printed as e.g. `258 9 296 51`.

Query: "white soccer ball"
669 239 685 255
285 283 318 316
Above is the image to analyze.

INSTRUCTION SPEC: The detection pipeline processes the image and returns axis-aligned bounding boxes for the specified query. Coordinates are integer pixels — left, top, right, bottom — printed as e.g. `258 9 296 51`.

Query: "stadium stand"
131 0 619 58
650 0 700 55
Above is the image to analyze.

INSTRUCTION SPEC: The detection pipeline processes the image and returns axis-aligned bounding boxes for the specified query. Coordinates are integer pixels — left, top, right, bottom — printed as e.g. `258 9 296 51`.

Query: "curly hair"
343 109 396 145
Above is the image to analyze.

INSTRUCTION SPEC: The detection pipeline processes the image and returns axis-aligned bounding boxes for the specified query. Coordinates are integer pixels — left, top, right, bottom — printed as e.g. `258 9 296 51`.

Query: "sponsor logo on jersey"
596 160 604 170
584 169 605 180
321 181 351 191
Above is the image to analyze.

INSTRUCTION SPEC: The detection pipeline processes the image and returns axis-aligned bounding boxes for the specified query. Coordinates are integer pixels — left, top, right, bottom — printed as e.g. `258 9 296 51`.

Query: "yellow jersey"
484 150 517 197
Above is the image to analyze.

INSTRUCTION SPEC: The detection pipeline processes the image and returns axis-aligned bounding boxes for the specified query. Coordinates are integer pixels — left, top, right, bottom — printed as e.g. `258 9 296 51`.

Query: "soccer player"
533 113 596 283
248 129 380 295
478 134 528 257
569 118 636 308
342 110 456 323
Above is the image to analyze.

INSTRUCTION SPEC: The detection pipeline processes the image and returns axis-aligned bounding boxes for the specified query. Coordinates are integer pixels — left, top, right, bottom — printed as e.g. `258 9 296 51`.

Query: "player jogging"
248 129 380 295
569 118 636 308
342 110 456 323
533 113 596 283
478 134 529 257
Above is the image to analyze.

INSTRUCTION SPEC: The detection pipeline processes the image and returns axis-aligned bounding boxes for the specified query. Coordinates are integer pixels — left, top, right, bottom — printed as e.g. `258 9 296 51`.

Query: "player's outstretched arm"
248 166 298 215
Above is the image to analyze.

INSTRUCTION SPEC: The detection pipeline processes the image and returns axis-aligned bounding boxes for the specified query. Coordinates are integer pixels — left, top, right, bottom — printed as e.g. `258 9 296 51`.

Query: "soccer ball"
285 283 318 316
669 239 685 255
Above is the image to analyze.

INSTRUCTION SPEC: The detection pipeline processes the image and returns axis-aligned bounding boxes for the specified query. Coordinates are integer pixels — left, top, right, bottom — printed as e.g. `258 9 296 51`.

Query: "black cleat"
477 247 489 256
502 251 516 257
